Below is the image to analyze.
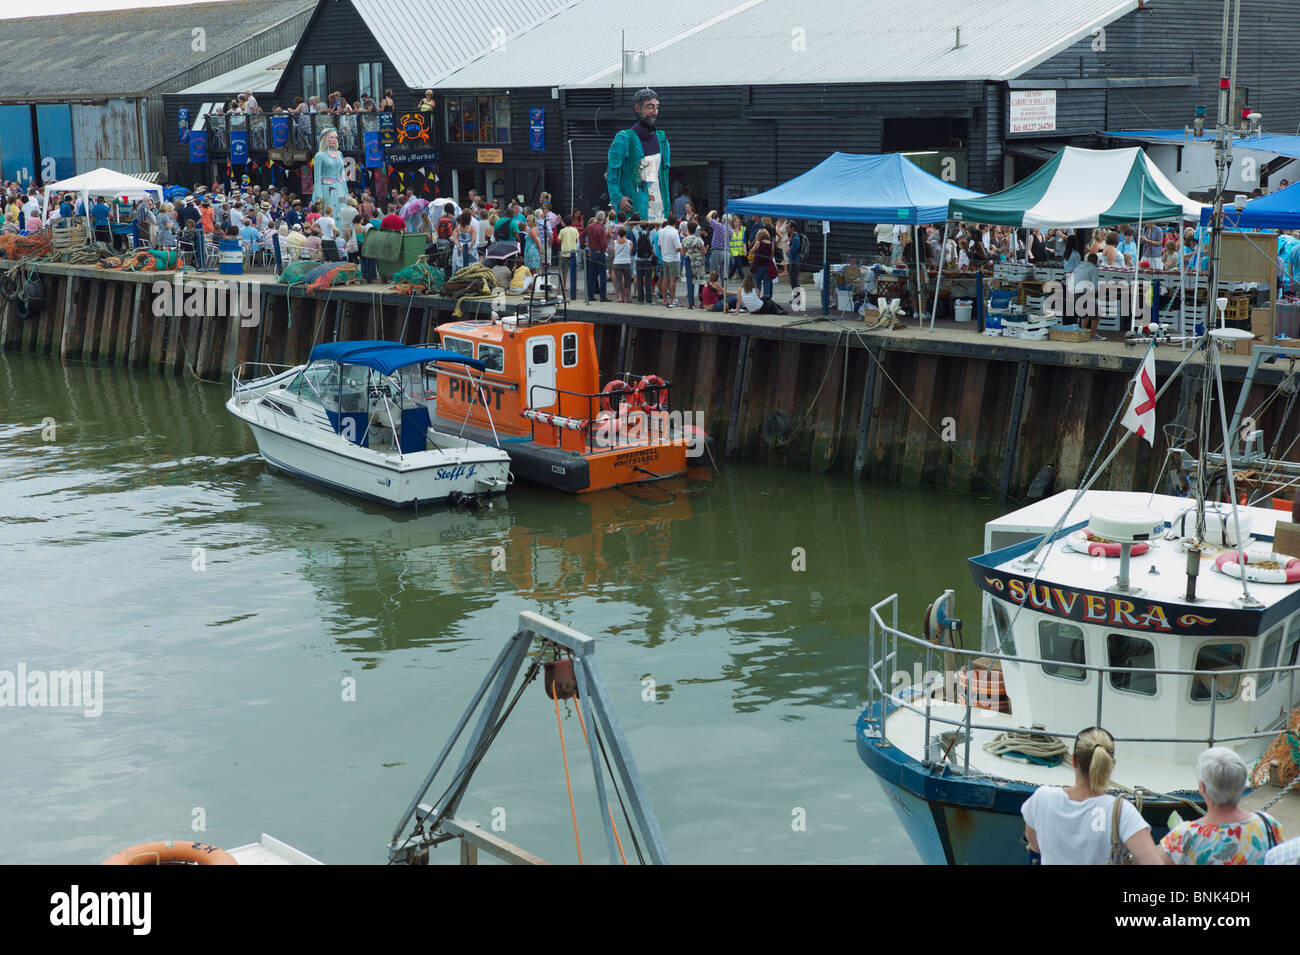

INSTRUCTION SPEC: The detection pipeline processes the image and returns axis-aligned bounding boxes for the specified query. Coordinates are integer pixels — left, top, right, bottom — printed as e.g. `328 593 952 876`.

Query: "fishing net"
392 260 445 293
1250 705 1299 789
277 260 320 286
306 263 360 295
0 229 52 260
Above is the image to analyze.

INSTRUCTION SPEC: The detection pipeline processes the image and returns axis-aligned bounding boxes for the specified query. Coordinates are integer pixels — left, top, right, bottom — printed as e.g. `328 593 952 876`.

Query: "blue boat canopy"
309 340 485 375
1197 180 1300 230
1106 129 1300 161
725 152 984 225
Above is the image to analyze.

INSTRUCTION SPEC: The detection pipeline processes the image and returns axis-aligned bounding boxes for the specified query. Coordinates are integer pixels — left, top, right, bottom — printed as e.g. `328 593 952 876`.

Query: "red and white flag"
1121 351 1157 445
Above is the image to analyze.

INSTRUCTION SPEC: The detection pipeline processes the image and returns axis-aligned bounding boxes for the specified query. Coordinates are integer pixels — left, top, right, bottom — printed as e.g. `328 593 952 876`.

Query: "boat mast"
1197 0 1238 541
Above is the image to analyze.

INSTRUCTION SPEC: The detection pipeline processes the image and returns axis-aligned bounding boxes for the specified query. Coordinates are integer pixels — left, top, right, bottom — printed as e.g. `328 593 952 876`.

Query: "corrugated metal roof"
349 0 581 88
420 0 1139 88
180 45 297 95
0 0 314 98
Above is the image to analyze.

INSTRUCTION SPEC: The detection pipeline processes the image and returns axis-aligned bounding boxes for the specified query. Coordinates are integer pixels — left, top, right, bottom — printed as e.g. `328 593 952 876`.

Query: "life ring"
634 374 667 411
1214 550 1300 584
600 379 628 413
102 840 238 865
1065 529 1150 557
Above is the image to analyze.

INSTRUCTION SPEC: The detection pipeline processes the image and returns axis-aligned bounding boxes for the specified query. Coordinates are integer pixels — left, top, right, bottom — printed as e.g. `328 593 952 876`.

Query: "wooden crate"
1049 326 1090 343
51 220 87 251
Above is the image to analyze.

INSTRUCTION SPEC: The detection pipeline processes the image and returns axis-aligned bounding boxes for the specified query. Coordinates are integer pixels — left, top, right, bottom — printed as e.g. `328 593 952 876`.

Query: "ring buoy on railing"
600 379 628 413
634 374 667 411
1214 550 1300 584
1064 529 1150 557
102 840 238 865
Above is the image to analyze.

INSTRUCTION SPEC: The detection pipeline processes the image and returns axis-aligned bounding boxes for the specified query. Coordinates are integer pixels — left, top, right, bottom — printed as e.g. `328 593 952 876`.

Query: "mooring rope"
553 687 583 864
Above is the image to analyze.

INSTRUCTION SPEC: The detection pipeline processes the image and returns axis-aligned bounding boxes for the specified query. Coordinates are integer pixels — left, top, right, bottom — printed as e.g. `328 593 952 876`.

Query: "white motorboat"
227 340 511 508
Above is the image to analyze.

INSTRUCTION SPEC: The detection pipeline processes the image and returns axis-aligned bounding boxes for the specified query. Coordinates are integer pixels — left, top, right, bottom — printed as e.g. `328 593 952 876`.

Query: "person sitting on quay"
1020 726 1167 865
1159 747 1284 865
700 271 738 313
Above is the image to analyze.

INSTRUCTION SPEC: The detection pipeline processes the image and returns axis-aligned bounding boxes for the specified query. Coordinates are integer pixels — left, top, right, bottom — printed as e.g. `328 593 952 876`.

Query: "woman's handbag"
1108 797 1135 865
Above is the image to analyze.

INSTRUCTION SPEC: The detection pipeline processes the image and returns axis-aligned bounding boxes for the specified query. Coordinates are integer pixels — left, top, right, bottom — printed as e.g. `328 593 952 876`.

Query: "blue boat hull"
857 706 1191 864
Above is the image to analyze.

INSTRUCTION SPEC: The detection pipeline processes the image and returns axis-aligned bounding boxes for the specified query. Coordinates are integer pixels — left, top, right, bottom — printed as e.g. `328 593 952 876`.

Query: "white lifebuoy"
1213 550 1300 584
1064 529 1151 558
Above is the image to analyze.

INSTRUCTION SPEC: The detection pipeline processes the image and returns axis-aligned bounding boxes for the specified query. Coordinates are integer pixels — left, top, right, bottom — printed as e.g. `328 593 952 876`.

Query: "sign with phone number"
1009 90 1057 135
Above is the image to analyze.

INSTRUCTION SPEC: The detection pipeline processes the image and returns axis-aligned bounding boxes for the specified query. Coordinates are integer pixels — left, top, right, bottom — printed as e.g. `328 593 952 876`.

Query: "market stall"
41 167 164 237
726 152 984 317
941 146 1205 334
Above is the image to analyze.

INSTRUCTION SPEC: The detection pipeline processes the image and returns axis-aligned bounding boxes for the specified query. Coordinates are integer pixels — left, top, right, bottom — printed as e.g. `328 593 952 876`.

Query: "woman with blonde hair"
1021 727 1168 865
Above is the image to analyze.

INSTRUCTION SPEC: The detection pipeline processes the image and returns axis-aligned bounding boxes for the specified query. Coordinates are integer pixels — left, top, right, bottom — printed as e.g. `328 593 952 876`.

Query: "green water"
0 351 1001 864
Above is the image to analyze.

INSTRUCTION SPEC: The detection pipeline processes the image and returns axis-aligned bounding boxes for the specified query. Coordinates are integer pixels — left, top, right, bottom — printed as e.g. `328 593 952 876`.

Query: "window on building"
561 332 578 368
1257 624 1285 693
446 95 510 144
478 342 504 372
1190 642 1247 702
1107 634 1157 696
303 64 326 102
358 62 383 102
1038 620 1086 681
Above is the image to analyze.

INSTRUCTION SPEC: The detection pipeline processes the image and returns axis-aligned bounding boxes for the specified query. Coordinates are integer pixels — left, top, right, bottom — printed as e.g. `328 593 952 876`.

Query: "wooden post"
724 336 755 456
127 283 144 368
58 276 78 360
1000 360 1031 500
853 345 882 479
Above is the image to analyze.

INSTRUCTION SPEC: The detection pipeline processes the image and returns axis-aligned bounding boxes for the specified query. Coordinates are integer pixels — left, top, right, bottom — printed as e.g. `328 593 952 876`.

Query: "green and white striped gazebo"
947 146 1203 227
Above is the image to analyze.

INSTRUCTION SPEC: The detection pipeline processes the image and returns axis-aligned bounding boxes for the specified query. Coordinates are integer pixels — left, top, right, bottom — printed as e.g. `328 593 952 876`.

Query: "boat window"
1190 642 1246 702
532 341 550 365
1284 617 1300 671
295 363 337 407
561 332 579 367
478 342 505 372
991 600 1016 659
441 336 474 358
1038 621 1086 681
1257 624 1285 693
1106 634 1157 696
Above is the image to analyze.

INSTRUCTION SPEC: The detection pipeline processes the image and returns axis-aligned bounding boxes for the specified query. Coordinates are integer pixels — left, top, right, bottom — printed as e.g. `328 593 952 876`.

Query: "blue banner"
364 131 383 168
529 107 544 153
270 115 290 148
189 129 208 164
229 130 247 164
177 108 189 144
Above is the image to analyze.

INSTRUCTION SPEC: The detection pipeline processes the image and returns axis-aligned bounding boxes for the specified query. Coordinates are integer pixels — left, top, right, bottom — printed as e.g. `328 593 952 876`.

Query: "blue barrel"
218 237 244 275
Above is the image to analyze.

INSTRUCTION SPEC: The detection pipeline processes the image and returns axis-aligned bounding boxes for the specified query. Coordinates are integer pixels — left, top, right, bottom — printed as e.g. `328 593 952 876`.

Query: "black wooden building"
161 0 1300 253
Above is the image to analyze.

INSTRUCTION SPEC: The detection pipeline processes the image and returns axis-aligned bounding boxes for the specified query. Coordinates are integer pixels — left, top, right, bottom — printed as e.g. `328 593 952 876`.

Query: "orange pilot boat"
429 312 711 493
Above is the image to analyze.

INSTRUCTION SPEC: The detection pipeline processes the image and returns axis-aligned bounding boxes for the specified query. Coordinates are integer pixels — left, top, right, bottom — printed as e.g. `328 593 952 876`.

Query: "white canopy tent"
42 167 164 229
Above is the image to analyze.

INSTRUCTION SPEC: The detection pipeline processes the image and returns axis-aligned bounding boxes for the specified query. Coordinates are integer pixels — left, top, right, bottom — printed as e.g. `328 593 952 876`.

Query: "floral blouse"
1160 813 1283 865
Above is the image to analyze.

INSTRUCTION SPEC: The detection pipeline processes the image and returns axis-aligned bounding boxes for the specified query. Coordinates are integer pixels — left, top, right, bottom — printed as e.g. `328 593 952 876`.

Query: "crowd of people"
1021 728 1296 865
208 86 414 117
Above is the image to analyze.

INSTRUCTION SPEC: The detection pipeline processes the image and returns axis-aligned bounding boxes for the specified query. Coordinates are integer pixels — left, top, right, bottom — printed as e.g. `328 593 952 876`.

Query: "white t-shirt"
1021 787 1149 865
317 215 337 240
739 286 763 311
658 224 682 259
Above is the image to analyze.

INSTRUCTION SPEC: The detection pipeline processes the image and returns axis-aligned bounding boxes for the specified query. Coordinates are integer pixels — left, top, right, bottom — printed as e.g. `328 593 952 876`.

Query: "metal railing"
866 594 1300 776
524 377 676 454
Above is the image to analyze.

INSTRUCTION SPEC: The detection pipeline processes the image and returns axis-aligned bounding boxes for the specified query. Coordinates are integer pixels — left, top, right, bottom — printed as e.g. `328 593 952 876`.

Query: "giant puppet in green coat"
606 88 670 221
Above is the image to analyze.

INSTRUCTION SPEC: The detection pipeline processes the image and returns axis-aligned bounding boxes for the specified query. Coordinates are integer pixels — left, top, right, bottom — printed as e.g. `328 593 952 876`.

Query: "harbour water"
0 351 998 864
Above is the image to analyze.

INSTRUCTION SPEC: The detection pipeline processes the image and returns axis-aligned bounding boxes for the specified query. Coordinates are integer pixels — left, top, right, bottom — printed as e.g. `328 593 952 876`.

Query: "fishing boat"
861 1 1300 864
227 340 511 508
428 303 711 493
859 482 1300 864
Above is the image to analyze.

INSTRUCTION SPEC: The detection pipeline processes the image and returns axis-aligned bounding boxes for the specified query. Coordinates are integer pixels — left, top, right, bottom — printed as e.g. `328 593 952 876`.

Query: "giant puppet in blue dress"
606 88 670 222
311 126 348 214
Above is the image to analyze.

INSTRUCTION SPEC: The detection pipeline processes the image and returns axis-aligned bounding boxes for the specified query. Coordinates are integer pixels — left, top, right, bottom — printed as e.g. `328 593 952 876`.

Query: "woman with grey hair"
1159 747 1284 864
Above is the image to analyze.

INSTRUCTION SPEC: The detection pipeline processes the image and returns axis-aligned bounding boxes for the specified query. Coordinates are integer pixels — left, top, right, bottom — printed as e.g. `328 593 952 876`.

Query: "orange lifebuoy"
600 379 629 413
102 840 238 866
634 374 667 411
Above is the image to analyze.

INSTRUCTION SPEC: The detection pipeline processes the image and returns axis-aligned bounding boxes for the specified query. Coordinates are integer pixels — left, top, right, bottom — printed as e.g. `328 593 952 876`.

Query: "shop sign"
391 148 440 167
189 129 208 164
379 112 396 149
1009 90 1057 135
529 108 545 153
477 148 503 164
270 115 290 148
